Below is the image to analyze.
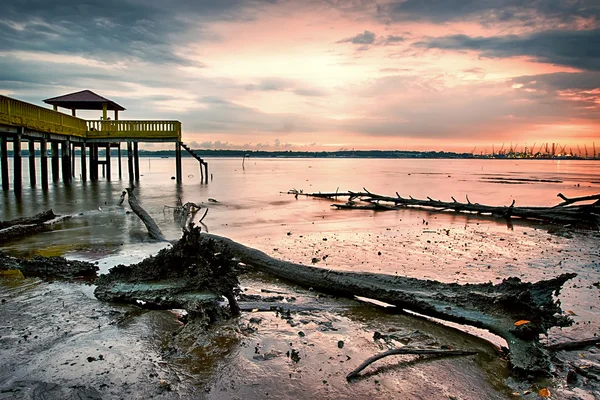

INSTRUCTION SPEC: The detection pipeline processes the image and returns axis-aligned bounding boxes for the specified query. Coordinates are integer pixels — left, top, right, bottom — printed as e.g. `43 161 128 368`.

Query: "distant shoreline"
6 149 598 160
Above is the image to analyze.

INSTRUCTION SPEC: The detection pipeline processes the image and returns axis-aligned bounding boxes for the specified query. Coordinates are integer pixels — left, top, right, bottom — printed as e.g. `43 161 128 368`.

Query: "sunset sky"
1 0 599 152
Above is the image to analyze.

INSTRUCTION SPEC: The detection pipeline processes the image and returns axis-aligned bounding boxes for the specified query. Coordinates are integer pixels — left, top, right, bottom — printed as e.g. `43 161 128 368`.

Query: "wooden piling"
80 143 87 181
40 139 48 189
61 140 71 183
134 142 140 181
13 130 22 192
175 142 182 183
127 142 134 181
90 144 98 180
117 143 122 179
71 142 75 177
106 144 111 181
28 139 36 186
1 136 9 190
51 141 59 182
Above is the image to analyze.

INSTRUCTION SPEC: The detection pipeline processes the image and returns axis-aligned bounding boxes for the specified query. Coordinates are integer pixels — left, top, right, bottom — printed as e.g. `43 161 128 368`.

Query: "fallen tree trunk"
0 210 57 230
95 223 576 377
199 232 574 376
0 213 71 243
287 189 600 228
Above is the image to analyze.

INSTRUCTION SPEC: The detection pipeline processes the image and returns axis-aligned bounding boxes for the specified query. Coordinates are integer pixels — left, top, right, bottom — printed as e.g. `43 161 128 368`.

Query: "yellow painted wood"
0 95 181 141
0 95 87 137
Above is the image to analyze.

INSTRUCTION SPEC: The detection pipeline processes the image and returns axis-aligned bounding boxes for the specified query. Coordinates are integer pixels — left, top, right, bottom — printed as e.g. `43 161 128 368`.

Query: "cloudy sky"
1 0 599 152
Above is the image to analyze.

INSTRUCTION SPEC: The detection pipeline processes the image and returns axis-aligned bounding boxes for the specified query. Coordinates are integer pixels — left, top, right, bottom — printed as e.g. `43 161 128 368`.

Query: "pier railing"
0 95 88 137
86 120 181 140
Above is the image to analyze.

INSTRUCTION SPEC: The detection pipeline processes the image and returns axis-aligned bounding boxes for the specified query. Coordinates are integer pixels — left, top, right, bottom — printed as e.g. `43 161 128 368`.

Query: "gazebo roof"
44 90 125 111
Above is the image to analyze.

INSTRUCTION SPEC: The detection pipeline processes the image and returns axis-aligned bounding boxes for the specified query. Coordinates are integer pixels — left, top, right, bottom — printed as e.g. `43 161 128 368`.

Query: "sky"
1 0 599 153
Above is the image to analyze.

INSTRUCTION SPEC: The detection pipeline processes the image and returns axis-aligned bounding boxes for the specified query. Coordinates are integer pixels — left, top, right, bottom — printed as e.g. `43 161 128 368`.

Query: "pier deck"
0 93 207 191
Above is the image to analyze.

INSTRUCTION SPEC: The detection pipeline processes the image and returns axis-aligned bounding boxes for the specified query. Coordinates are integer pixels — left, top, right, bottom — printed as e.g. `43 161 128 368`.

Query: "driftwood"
287 189 600 228
197 233 574 376
0 211 71 243
346 347 478 380
125 188 166 242
0 210 57 229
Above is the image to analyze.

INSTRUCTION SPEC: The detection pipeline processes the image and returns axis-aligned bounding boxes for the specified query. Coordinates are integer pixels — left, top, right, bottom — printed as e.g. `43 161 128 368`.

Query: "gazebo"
44 90 125 120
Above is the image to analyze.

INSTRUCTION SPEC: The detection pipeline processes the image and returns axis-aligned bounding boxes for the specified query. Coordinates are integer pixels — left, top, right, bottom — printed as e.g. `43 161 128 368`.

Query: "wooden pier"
0 90 209 191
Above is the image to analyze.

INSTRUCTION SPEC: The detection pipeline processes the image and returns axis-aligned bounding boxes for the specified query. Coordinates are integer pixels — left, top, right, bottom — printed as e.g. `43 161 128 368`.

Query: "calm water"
1 157 599 261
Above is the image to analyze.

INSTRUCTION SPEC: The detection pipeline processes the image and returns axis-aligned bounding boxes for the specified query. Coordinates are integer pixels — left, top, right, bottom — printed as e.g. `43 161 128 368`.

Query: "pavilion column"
51 142 59 182
117 143 122 179
133 142 139 181
61 139 71 183
106 144 111 181
28 139 36 186
127 142 134 182
40 139 48 190
1 136 9 190
175 141 182 183
80 143 87 181
13 129 22 192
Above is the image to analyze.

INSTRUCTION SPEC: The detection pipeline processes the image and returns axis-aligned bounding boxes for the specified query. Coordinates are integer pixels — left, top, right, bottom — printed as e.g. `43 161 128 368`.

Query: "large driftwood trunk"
198 232 574 376
288 189 600 228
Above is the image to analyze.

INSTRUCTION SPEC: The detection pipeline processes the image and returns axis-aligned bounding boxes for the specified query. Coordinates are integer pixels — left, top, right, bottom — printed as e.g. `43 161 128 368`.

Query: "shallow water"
1 157 599 398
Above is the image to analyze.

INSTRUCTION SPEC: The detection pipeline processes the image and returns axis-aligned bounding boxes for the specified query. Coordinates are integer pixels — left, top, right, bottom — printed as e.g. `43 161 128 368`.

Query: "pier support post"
28 139 36 186
175 141 182 183
1 136 9 190
127 142 134 182
134 142 140 181
51 142 59 182
117 143 122 179
13 130 22 192
71 142 75 177
81 143 87 181
61 139 71 184
106 144 111 181
40 139 48 189
89 144 97 181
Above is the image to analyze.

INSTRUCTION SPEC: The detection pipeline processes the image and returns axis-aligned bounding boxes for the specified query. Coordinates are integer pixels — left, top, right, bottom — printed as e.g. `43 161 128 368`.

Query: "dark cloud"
337 30 376 44
0 0 273 64
415 28 600 71
511 71 600 91
378 0 600 25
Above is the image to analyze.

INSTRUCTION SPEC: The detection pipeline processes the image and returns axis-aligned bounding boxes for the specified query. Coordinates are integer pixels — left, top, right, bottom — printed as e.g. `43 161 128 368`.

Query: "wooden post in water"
117 143 122 179
106 144 111 181
80 143 87 181
1 136 9 190
134 142 140 181
89 144 96 181
28 139 36 186
71 142 75 177
175 141 182 183
13 130 22 192
61 139 71 183
51 141 59 182
127 142 134 182
40 139 48 189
